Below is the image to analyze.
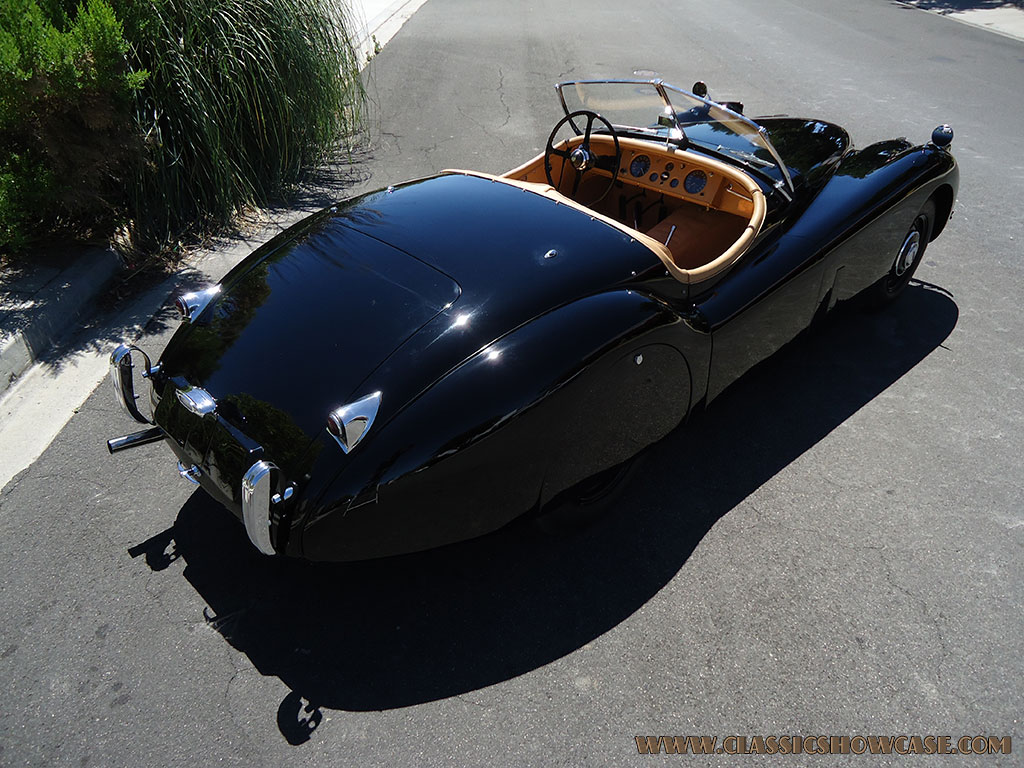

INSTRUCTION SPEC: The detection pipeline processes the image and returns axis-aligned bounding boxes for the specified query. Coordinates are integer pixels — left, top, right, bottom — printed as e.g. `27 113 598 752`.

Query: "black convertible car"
108 79 958 561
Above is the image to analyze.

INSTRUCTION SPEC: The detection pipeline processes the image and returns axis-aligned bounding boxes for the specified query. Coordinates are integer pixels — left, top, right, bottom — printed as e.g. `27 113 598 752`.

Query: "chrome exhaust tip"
107 426 165 454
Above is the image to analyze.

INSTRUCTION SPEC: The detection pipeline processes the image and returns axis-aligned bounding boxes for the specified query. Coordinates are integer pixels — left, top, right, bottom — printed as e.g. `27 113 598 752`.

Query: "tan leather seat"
645 206 747 271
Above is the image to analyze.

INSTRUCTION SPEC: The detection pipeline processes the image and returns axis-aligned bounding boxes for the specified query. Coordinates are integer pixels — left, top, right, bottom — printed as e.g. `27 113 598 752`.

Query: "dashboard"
502 135 757 221
618 147 724 204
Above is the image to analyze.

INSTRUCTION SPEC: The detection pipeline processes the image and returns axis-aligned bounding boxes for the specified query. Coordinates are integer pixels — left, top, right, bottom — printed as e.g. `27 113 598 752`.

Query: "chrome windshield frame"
554 78 794 196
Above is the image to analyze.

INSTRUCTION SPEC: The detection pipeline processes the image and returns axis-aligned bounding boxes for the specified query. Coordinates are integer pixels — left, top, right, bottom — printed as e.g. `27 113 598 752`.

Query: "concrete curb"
899 0 1024 42
352 0 430 66
0 247 122 395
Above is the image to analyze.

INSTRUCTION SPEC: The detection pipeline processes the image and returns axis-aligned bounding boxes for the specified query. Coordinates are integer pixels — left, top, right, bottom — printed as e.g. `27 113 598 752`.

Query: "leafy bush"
1 0 364 255
0 0 146 252
119 0 365 248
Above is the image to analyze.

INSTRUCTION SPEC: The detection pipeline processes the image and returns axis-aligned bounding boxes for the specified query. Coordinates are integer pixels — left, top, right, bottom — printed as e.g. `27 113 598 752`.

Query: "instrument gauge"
630 155 651 178
684 169 708 195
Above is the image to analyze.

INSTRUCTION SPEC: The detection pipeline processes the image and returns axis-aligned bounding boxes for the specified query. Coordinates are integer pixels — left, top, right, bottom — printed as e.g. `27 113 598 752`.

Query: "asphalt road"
2 0 1022 765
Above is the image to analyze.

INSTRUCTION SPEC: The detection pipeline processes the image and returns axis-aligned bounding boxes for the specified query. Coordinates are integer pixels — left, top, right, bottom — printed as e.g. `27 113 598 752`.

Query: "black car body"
108 79 959 561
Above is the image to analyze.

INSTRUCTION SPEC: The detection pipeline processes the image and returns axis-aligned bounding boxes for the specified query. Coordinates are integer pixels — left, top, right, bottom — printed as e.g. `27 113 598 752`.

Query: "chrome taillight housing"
326 392 382 454
174 285 221 322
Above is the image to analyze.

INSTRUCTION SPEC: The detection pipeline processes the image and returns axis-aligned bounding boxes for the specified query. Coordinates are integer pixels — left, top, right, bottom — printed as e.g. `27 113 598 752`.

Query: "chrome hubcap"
894 230 920 277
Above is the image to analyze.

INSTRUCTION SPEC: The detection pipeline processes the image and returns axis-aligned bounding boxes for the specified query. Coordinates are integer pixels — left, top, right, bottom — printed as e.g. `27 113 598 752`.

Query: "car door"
695 226 826 403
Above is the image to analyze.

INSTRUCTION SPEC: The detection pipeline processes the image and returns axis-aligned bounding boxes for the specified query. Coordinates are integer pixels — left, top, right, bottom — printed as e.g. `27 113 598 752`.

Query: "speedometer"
630 155 651 178
684 170 707 195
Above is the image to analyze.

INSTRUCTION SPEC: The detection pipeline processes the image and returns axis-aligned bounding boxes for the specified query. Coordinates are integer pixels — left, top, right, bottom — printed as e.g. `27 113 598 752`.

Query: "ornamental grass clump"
122 0 365 248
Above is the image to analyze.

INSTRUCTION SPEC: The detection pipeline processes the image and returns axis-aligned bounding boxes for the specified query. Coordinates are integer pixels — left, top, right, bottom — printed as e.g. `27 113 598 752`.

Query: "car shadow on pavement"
137 281 958 741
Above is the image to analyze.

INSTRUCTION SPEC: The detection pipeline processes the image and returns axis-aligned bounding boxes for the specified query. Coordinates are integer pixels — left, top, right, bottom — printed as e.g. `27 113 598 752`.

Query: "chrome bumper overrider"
107 343 166 453
242 461 280 556
109 344 157 424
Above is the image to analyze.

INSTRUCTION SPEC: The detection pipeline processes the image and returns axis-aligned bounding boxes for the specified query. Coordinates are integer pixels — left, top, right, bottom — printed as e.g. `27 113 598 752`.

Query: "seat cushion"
646 206 748 270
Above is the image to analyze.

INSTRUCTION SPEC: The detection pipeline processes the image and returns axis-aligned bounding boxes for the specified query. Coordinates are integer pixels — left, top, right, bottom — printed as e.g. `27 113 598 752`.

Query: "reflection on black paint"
172 262 272 384
220 392 320 476
834 139 915 179
758 118 851 187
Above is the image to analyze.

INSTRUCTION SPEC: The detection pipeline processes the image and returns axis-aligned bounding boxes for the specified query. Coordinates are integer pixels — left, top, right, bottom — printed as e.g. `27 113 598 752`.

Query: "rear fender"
297 290 699 561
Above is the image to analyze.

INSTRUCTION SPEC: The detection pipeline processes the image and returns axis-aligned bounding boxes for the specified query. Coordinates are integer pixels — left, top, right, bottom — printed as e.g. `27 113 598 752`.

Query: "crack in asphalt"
456 106 508 152
454 693 488 709
876 549 952 686
379 129 403 154
223 667 263 753
456 106 491 137
497 67 511 129
0 472 25 511
0 463 52 507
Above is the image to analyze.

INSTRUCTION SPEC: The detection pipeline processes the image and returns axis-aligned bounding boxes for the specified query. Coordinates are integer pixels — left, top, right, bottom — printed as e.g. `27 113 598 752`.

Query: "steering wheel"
544 110 621 206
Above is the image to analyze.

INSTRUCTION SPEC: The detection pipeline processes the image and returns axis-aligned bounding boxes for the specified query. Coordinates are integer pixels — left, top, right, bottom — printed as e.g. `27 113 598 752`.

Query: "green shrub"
0 157 55 252
0 0 146 253
2 0 364 256
0 169 28 252
119 0 365 248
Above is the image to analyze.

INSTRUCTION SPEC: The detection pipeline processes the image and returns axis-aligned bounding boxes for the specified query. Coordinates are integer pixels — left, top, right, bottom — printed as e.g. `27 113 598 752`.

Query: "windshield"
557 79 793 194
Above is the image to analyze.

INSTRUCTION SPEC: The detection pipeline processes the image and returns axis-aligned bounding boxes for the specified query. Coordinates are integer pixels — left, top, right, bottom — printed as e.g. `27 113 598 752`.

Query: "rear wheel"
869 199 935 307
532 454 644 534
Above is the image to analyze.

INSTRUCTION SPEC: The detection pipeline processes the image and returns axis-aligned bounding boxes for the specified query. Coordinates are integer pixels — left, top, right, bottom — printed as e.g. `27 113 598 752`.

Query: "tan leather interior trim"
448 133 767 286
503 154 544 180
442 169 674 263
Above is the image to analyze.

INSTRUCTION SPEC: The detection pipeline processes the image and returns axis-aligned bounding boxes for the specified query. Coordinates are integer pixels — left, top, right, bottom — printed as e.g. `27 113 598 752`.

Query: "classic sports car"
107 79 958 561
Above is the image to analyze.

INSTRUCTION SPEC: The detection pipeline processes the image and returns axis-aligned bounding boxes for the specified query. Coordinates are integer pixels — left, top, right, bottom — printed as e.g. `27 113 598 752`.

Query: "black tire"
532 453 645 534
868 199 935 308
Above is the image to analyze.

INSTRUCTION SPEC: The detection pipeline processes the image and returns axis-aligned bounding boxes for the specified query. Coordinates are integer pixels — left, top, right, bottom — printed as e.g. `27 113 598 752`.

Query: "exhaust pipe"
107 427 165 454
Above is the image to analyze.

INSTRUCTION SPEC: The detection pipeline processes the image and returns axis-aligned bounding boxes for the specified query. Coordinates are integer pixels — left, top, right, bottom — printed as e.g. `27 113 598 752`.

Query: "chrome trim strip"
758 125 794 197
241 461 277 556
